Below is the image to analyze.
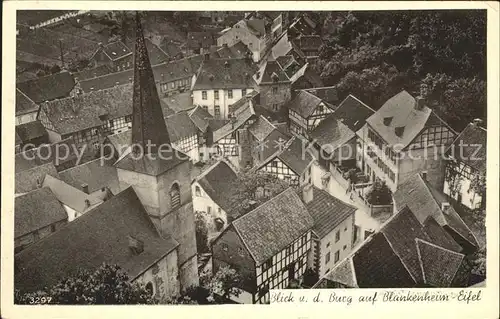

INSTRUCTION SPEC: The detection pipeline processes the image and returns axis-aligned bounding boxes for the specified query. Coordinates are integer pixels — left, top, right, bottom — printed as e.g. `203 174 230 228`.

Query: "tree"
366 179 392 205
50 64 61 74
302 268 320 287
467 246 486 278
195 210 209 254
201 266 243 301
227 171 289 218
15 264 155 305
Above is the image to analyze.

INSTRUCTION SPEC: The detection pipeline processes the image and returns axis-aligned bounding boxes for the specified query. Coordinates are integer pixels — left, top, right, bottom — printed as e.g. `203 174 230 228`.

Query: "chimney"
302 184 314 204
472 118 483 126
204 53 210 61
441 202 450 212
224 60 230 69
231 116 237 129
36 178 42 188
248 200 258 211
421 171 427 181
81 183 89 194
415 96 425 110
128 235 144 255
84 199 91 208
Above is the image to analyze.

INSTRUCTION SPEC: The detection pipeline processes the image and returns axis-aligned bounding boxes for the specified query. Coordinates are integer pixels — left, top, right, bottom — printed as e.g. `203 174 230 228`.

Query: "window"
263 258 272 271
228 89 233 99
242 89 247 96
325 252 331 264
207 206 212 214
335 230 340 243
170 183 181 209
272 87 278 94
51 224 56 233
145 282 154 296
195 186 201 196
272 104 278 111
334 250 340 263
214 90 219 100
202 105 208 111
214 105 221 118
202 91 207 100
259 284 269 298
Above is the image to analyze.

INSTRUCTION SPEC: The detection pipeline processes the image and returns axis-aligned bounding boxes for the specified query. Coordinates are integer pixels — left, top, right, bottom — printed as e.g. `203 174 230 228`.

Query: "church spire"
131 12 171 153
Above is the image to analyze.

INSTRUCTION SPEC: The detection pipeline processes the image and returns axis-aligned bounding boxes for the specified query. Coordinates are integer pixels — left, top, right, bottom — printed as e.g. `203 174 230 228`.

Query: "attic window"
383 117 393 126
395 126 405 137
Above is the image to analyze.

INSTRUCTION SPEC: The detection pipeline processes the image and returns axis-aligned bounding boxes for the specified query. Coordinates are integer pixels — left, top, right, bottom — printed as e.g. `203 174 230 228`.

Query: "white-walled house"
358 91 457 192
192 57 257 120
16 89 39 125
192 160 239 240
442 120 486 210
303 185 357 278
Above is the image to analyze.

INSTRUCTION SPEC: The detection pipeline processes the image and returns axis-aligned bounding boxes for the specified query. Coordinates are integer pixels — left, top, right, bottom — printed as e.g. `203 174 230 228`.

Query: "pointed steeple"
131 12 171 153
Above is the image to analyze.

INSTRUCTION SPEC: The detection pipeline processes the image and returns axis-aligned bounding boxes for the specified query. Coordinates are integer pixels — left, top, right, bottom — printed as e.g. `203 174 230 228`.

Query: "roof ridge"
415 237 427 284
415 237 465 258
344 94 375 113
312 186 358 211
80 68 133 83
382 231 418 284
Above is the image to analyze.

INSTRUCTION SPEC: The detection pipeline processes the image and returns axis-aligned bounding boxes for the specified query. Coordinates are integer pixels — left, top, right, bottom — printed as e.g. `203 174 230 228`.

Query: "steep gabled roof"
15 163 60 194
248 115 276 142
286 90 325 118
232 188 314 265
165 111 198 142
101 41 132 61
323 258 357 288
331 95 375 132
306 187 357 238
15 138 79 173
15 89 38 116
15 120 48 143
193 58 258 90
188 105 214 133
196 160 239 216
213 102 256 142
277 137 313 176
17 71 76 104
15 187 179 293
15 187 67 239
72 65 113 81
446 122 486 174
309 115 354 149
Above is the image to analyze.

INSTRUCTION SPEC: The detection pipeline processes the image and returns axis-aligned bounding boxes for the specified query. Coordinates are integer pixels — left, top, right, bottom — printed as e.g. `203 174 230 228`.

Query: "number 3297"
29 296 52 304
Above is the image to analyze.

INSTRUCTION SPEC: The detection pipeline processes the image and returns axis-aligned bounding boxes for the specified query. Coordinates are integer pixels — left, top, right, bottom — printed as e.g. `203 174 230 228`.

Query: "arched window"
145 282 154 296
170 183 181 209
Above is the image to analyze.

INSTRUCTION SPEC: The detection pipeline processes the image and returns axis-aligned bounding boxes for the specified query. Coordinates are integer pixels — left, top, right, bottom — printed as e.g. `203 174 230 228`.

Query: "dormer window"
170 183 181 209
395 126 405 137
383 117 393 126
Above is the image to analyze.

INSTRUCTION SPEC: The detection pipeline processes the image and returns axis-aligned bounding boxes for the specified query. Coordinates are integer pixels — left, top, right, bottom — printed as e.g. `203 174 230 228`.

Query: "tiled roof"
40 84 133 135
15 89 38 116
232 188 314 265
245 19 267 37
42 174 103 213
161 38 183 58
15 187 179 293
15 120 48 143
366 91 450 150
286 90 325 118
300 87 339 106
15 138 79 173
15 163 60 194
422 216 463 253
72 65 113 81
213 102 256 142
323 257 357 288
58 157 120 194
102 41 132 61
197 160 239 215
259 129 292 163
114 149 188 176
256 60 290 84
161 92 193 113
15 131 22 146
277 137 313 175
165 111 198 142
331 95 374 132
306 187 357 238
310 115 354 149
17 71 76 104
447 123 486 173
393 173 478 248
248 115 276 142
187 32 215 50
416 238 465 287
193 58 258 90
294 35 322 51
188 105 214 133
15 187 67 239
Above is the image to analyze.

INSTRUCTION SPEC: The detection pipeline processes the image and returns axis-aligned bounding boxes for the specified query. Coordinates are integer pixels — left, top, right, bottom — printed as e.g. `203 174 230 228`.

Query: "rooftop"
17 71 76 104
15 89 38 116
193 58 258 90
101 41 132 61
446 122 487 174
15 120 48 143
15 162 60 194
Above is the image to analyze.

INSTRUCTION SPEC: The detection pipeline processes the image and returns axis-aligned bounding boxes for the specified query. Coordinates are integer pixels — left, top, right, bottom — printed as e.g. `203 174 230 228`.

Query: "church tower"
115 12 199 291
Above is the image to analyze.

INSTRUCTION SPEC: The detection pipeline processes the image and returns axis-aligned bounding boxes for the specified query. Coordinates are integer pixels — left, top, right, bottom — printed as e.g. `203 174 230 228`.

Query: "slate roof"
446 122 486 173
366 91 451 150
40 84 133 135
259 129 292 163
15 138 78 173
286 90 324 118
72 65 113 81
15 187 67 239
15 187 179 293
101 41 132 61
310 115 354 149
332 95 375 132
42 174 103 213
187 32 215 50
305 187 357 238
277 137 313 176
416 238 466 287
213 102 256 142
58 157 120 194
17 71 76 104
248 115 276 142
232 188 314 265
188 105 214 133
300 87 339 106
15 120 48 143
15 131 22 146
114 149 188 176
294 35 322 52
422 216 463 253
193 58 258 90
16 89 38 116
165 111 198 142
393 173 479 249
197 160 239 215
245 19 267 38
256 60 290 84
161 92 193 113
15 163 60 194
323 258 357 288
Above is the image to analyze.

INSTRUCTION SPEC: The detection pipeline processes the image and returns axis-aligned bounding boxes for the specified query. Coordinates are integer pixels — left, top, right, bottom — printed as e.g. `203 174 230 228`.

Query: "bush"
366 179 392 205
